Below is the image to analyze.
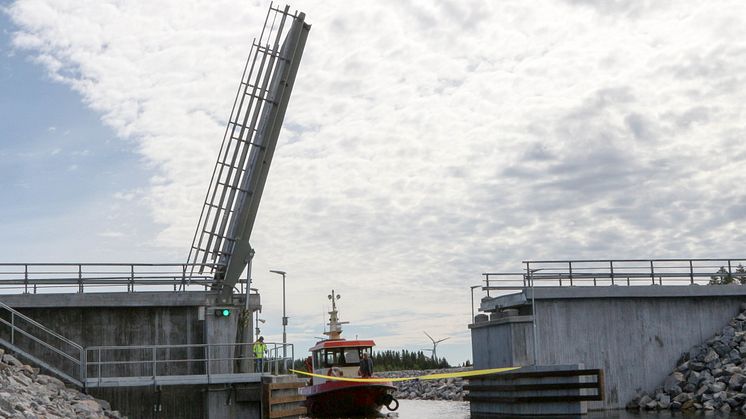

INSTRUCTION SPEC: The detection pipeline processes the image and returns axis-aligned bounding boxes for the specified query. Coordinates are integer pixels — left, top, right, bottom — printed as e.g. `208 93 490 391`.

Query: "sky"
2 0 746 365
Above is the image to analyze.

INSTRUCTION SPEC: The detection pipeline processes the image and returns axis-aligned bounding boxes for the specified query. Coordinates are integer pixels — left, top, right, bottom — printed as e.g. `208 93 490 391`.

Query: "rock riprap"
377 368 468 401
0 349 122 418
628 306 746 413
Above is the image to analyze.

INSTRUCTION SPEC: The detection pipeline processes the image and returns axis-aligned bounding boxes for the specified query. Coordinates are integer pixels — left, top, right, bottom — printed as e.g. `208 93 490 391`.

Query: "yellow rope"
289 366 520 383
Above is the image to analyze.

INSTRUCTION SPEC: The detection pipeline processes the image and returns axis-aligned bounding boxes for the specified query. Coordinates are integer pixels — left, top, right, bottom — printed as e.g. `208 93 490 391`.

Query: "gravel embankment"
629 305 746 413
377 368 470 401
0 348 121 418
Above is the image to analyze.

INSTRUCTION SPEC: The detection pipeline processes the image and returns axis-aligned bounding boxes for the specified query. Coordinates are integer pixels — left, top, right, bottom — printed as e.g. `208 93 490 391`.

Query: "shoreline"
377 367 470 401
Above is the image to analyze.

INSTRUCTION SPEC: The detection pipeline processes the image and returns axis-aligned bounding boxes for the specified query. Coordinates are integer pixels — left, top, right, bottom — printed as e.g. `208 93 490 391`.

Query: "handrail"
0 302 295 387
0 301 293 389
522 258 746 263
0 302 82 347
0 318 80 364
84 342 295 386
0 262 246 294
480 258 746 289
0 302 84 384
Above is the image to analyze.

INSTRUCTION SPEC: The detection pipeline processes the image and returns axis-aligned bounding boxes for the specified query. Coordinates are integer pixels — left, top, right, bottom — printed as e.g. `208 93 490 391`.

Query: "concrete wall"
0 291 261 419
470 315 534 368
472 286 746 410
89 384 261 419
468 364 587 417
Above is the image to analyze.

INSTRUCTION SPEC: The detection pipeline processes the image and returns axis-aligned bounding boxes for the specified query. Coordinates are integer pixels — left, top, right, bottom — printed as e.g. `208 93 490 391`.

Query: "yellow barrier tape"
289 366 520 383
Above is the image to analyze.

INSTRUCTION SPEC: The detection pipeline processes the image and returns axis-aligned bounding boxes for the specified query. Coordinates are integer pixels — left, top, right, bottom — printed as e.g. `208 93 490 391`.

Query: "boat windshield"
343 348 360 364
315 347 372 368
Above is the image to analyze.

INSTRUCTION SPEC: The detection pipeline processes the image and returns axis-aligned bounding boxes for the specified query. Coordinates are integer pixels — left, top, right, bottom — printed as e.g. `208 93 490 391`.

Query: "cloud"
98 230 125 238
6 0 746 362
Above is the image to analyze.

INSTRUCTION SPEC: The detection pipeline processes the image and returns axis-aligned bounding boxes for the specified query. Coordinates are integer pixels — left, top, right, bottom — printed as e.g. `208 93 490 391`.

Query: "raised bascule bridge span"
0 5 310 419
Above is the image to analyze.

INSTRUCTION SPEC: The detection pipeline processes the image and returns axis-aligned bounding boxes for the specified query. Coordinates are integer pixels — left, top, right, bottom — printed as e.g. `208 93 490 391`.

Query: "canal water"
375 400 740 418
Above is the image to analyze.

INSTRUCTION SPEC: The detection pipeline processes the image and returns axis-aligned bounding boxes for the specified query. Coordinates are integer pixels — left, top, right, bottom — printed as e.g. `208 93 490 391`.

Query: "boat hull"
299 380 397 418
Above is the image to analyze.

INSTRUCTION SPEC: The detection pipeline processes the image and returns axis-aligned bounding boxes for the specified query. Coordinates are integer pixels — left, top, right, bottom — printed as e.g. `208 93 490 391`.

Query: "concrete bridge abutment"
0 291 269 418
471 285 746 412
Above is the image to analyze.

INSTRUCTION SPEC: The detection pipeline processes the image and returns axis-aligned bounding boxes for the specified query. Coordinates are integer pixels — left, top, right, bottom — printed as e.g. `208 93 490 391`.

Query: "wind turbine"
424 331 450 361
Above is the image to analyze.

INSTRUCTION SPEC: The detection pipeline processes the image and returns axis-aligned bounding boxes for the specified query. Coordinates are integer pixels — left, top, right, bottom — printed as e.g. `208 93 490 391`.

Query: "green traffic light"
214 308 231 317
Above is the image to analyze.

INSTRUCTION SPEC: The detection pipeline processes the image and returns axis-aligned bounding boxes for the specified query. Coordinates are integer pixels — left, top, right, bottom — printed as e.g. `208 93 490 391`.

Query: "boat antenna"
324 289 348 340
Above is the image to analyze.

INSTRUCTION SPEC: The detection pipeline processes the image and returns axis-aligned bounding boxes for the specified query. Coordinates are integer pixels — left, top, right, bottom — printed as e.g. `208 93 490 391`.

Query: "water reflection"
588 412 739 418
384 400 746 419
305 400 743 419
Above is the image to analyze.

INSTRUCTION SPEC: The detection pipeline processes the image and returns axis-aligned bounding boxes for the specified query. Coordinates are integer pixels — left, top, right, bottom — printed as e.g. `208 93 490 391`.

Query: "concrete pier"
0 291 274 418
471 285 746 411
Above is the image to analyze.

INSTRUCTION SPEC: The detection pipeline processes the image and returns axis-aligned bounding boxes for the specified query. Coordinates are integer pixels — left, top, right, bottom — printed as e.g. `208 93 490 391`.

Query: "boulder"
681 399 696 410
723 326 736 338
638 395 653 409
73 399 103 415
704 349 719 363
689 361 706 372
724 363 740 374
696 385 709 397
710 382 726 393
2 354 23 368
673 392 691 403
728 373 746 390
663 372 685 394
715 390 728 400
690 345 706 362
688 371 702 384
713 341 731 357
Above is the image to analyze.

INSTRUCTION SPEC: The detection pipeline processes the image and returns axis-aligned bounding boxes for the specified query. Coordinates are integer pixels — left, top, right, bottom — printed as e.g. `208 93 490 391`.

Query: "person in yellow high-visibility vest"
253 336 267 372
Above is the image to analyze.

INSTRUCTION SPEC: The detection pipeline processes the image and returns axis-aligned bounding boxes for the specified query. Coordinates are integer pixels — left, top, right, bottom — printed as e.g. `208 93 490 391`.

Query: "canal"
376 399 738 418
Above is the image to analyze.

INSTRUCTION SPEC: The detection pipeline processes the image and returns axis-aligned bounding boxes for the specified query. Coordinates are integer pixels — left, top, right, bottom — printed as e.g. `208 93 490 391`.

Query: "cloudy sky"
2 0 746 364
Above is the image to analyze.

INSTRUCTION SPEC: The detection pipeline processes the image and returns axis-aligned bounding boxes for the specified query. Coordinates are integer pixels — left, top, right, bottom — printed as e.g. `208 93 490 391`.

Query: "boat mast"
324 290 349 341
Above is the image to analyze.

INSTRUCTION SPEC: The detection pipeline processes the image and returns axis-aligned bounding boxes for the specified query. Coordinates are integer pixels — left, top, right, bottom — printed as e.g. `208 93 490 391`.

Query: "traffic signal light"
214 308 231 317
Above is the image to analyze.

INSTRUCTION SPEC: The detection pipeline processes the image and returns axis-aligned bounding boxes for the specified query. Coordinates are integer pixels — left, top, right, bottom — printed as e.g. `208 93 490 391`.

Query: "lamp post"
528 268 543 366
470 284 482 322
269 270 287 357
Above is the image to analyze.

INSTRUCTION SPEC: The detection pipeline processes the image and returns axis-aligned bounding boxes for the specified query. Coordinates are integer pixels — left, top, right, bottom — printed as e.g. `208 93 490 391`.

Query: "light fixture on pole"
255 317 265 341
269 269 287 357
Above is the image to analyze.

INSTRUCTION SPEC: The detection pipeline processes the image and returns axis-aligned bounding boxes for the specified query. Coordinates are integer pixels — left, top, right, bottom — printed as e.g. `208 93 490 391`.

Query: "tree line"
372 349 450 371
292 349 452 372
710 264 746 285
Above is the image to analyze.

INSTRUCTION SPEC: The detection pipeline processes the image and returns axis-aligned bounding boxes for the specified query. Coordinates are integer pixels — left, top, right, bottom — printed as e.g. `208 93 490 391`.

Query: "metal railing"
0 302 294 388
85 342 294 387
0 302 84 386
481 259 746 290
0 263 227 294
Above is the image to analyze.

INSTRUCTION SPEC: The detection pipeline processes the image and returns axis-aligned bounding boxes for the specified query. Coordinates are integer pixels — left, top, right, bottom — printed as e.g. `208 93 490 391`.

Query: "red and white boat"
299 290 399 418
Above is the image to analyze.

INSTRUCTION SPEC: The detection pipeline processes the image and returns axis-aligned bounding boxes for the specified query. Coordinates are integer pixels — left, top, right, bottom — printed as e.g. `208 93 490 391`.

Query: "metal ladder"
0 302 84 387
186 5 310 298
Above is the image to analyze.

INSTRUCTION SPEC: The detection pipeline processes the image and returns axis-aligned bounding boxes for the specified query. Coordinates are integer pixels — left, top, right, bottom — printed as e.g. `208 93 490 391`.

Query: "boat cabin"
309 340 375 385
